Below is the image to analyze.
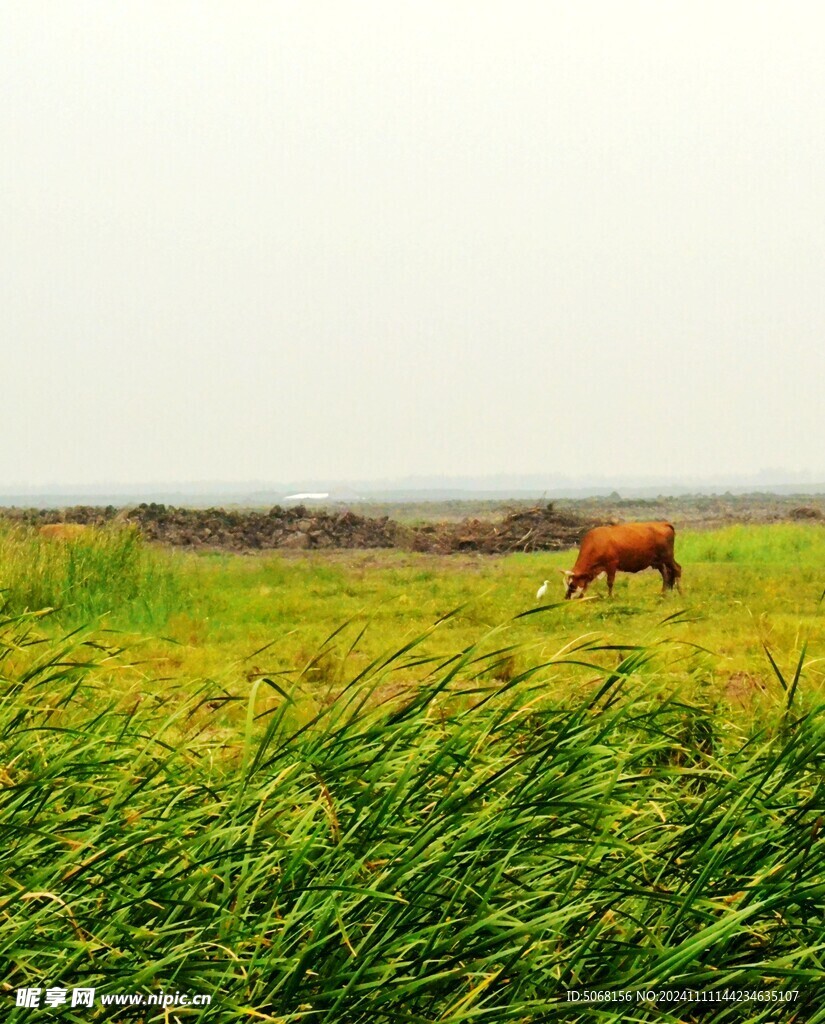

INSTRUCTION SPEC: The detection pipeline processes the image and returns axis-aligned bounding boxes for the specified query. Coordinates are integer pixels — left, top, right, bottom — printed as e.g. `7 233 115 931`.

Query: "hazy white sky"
3 1 824 486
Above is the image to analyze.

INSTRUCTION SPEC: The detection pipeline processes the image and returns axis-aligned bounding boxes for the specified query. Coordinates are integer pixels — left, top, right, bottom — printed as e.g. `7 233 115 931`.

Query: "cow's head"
560 569 588 600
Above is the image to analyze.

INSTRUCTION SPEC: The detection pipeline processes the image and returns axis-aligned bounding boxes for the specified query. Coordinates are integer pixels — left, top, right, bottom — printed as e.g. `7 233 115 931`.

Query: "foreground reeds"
2 603 824 1023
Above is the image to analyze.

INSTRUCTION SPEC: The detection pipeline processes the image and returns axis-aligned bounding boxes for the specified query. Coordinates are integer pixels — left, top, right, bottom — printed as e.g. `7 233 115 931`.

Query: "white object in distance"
536 580 549 601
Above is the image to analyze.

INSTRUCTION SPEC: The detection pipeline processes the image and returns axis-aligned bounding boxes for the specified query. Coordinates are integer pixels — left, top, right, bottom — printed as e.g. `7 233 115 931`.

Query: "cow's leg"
657 563 670 595
606 569 616 597
670 560 682 594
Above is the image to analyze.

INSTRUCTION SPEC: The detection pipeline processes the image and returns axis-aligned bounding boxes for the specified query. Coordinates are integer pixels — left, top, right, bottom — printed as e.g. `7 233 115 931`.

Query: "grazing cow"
38 523 88 541
561 521 681 599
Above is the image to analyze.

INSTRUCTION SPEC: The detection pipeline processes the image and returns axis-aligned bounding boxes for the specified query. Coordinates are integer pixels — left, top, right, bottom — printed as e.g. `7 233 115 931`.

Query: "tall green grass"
679 523 825 564
0 523 185 629
2 606 824 1022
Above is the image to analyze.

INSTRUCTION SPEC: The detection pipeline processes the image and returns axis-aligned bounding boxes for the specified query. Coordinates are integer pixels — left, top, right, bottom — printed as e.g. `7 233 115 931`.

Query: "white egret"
536 580 549 601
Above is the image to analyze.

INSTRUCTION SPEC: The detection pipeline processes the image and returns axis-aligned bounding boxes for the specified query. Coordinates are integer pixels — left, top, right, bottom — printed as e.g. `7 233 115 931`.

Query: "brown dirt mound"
407 504 592 554
789 506 823 520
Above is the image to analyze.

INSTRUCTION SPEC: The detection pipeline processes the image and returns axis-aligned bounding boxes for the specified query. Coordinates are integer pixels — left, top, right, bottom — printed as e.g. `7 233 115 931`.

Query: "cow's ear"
558 569 573 578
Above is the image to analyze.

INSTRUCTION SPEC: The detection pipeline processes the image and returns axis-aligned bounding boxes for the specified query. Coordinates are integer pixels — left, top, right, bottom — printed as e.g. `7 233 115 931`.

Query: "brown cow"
561 521 681 599
38 523 88 541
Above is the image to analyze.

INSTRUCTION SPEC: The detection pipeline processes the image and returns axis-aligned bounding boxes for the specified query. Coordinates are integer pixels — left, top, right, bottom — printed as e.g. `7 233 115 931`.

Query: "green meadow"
2 521 825 1021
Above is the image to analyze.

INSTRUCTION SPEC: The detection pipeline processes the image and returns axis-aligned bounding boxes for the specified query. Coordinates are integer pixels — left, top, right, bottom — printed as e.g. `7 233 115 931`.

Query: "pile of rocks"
122 503 403 551
3 502 590 554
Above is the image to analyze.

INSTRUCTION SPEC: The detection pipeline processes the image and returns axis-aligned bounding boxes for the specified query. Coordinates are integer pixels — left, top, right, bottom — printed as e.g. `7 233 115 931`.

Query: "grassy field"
131 522 825 720
2 522 825 1021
